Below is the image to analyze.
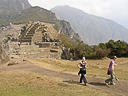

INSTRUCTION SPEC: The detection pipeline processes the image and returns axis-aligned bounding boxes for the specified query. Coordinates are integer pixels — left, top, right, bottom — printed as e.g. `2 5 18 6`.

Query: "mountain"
13 6 57 24
13 6 80 41
51 5 128 45
59 20 81 41
0 0 81 42
0 0 31 26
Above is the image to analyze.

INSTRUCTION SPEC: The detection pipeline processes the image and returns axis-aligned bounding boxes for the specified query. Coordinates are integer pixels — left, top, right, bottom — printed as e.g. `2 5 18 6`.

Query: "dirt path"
0 55 128 96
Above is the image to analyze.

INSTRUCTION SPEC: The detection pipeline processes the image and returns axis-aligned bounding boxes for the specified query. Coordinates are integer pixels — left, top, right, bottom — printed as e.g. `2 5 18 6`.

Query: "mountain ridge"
51 5 128 45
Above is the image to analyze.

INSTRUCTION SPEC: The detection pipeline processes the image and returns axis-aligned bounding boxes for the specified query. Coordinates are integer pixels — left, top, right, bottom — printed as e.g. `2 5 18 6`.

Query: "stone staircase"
32 25 45 44
16 21 62 59
19 22 59 45
19 23 33 42
19 23 40 43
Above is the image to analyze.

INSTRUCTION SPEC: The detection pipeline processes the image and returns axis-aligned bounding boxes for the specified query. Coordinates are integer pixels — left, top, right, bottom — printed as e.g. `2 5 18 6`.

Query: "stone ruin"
0 21 73 60
11 21 62 59
0 43 9 64
19 21 60 45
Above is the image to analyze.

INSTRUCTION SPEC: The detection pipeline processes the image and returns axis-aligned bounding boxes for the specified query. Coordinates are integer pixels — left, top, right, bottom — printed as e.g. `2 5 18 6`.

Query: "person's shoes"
85 83 87 86
106 83 108 85
105 80 108 85
110 82 115 85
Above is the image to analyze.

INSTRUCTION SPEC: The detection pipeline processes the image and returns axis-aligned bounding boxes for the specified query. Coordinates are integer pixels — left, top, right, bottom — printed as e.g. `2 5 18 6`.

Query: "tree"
115 40 127 57
98 43 106 49
106 39 117 56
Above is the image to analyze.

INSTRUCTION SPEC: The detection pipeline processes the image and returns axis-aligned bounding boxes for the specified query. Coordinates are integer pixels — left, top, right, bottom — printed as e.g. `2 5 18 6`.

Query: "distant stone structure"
6 21 62 59
19 21 59 45
0 43 9 64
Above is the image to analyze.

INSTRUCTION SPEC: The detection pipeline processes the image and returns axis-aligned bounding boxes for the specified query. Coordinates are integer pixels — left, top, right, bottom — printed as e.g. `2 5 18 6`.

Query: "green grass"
28 58 128 80
0 70 120 96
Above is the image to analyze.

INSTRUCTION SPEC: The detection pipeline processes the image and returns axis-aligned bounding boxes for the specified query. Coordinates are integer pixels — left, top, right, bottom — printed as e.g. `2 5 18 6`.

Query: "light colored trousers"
105 69 115 84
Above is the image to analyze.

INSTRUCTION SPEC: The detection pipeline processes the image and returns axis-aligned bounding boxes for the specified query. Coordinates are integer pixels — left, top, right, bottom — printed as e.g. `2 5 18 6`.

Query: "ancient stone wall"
0 43 9 64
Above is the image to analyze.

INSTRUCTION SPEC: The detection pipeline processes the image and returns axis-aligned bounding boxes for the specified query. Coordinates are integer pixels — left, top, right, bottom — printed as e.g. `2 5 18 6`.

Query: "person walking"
18 42 21 47
105 56 117 85
77 57 88 85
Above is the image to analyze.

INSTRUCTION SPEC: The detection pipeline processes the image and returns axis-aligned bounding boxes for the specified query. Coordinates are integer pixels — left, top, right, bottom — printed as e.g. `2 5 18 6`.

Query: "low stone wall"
6 42 62 59
38 42 59 48
19 48 50 55
39 42 51 48
26 52 61 59
0 43 9 64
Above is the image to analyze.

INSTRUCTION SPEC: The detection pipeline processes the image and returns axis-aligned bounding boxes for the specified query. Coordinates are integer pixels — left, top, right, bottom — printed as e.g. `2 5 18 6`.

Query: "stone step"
27 31 35 33
20 39 31 42
25 34 33 37
23 37 32 39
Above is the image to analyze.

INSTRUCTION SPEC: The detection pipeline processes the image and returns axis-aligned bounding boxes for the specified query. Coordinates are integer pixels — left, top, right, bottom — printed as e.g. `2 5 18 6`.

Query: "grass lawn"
0 70 120 96
27 57 128 80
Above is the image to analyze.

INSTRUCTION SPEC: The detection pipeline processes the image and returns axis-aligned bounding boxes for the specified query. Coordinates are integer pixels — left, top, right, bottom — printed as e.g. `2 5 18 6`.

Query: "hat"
113 56 117 59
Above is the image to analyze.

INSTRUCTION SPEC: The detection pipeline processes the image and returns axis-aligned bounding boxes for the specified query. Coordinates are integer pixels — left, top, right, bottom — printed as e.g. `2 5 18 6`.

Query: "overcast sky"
28 0 128 29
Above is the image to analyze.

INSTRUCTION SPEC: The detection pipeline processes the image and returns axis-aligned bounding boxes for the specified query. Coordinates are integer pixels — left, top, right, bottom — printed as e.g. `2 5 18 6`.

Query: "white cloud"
28 0 128 29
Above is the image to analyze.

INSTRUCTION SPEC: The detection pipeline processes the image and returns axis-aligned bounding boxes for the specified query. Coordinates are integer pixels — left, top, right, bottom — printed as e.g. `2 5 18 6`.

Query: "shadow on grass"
89 82 106 86
63 80 109 86
63 80 86 86
63 80 109 87
63 80 78 84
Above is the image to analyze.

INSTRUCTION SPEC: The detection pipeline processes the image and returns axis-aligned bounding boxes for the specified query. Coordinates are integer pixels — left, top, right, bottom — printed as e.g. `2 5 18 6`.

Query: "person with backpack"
105 56 117 85
77 57 88 85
